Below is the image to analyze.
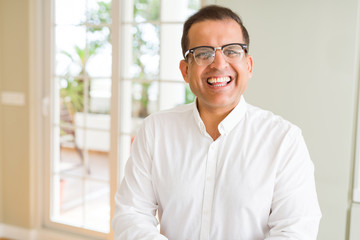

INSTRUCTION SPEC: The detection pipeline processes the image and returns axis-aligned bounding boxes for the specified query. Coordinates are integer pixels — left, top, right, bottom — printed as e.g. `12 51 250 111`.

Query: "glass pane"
58 76 85 127
132 23 160 80
159 82 191 110
77 126 110 153
86 27 112 77
119 80 133 132
87 0 112 25
55 26 87 77
160 24 183 81
74 112 110 131
89 150 109 181
185 83 196 104
89 78 112 114
59 126 84 174
84 180 110 232
121 24 160 79
188 0 201 10
134 0 160 22
74 113 110 152
118 135 132 182
132 81 159 118
53 176 84 226
55 0 86 25
161 0 200 21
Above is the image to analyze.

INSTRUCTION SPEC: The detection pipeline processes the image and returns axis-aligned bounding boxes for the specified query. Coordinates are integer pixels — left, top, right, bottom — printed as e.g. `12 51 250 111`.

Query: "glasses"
184 43 248 66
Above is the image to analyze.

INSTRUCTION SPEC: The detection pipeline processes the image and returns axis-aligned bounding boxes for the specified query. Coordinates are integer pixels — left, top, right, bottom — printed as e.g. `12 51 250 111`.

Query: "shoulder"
245 103 302 139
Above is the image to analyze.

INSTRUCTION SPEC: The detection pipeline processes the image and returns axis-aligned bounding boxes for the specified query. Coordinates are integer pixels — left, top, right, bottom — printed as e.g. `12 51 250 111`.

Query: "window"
44 0 201 238
48 0 112 235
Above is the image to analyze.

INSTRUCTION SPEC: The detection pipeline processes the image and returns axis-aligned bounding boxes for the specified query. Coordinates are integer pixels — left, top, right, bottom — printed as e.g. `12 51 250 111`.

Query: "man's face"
180 19 253 113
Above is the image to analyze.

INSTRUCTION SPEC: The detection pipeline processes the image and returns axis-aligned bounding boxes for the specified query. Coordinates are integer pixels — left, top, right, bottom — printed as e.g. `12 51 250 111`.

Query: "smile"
207 76 232 87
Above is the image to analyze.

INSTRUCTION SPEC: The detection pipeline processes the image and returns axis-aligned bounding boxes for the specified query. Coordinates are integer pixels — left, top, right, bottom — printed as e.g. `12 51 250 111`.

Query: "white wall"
216 0 359 239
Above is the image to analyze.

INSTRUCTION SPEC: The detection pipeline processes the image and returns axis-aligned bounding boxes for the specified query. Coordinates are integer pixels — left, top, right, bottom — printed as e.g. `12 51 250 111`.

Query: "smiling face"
180 19 253 114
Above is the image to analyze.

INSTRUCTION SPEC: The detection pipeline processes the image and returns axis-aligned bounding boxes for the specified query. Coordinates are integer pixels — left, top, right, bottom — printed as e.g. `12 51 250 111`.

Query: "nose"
210 48 227 69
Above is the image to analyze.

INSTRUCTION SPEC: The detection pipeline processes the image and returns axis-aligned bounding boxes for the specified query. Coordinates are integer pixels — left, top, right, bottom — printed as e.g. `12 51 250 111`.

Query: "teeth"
207 77 231 84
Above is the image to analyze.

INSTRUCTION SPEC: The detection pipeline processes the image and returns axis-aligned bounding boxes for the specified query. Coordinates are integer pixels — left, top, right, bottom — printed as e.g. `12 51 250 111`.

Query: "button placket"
199 142 218 240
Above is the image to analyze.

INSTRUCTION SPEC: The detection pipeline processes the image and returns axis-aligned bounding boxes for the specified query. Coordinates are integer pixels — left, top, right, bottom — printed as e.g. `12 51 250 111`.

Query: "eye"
195 51 214 60
223 49 242 58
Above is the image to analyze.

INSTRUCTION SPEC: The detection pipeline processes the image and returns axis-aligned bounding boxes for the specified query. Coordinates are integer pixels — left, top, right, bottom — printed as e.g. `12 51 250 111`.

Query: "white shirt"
113 97 322 240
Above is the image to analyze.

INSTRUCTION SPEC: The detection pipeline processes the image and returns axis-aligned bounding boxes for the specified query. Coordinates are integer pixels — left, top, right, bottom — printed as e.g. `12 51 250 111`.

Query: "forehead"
188 19 244 49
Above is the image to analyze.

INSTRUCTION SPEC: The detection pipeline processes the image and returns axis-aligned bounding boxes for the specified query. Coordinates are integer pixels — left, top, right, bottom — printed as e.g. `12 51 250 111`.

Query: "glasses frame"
184 43 248 66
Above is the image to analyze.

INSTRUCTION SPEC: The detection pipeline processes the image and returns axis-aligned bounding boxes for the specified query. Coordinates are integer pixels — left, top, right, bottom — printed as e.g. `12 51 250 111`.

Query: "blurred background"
0 0 360 239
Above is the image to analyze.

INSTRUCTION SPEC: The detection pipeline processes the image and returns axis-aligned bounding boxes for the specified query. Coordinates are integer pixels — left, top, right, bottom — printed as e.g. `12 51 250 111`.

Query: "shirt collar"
192 96 247 136
192 99 207 135
218 96 247 135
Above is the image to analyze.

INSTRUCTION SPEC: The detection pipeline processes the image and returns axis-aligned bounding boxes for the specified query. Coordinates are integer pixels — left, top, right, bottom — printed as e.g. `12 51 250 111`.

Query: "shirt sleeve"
112 119 168 240
265 127 322 239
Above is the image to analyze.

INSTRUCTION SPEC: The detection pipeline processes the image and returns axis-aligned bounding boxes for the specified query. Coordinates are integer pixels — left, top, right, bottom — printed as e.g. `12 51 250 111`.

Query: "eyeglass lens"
193 45 244 66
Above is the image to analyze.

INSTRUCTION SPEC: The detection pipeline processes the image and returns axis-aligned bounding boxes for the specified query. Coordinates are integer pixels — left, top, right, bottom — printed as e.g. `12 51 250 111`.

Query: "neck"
197 102 235 141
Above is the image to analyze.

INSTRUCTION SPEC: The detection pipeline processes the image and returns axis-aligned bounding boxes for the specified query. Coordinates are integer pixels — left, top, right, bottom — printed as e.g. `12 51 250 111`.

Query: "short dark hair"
181 5 250 58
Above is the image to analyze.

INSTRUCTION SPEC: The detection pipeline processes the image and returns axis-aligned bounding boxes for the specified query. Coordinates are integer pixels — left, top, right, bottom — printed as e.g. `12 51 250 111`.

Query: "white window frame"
41 0 116 239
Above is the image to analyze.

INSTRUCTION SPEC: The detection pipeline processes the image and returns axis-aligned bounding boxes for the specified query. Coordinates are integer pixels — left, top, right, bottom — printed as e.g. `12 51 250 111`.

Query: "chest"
151 134 278 210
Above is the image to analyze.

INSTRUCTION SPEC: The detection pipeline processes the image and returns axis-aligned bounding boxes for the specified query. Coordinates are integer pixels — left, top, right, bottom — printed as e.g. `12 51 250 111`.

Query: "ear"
179 60 189 83
246 55 254 78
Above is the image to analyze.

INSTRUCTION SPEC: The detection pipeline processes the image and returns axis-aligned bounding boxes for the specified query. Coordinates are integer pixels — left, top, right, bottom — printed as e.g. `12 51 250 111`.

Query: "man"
113 5 321 240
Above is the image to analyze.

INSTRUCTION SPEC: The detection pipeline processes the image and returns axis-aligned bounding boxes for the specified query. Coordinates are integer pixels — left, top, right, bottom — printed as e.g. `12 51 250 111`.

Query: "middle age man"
113 5 322 240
